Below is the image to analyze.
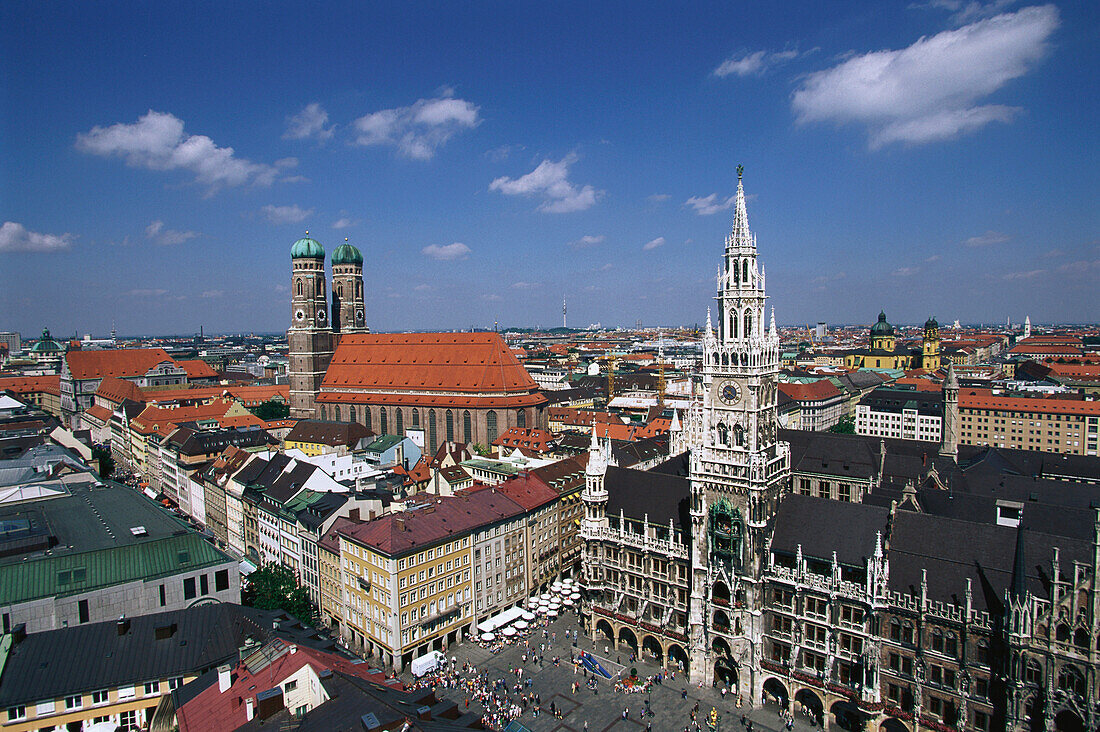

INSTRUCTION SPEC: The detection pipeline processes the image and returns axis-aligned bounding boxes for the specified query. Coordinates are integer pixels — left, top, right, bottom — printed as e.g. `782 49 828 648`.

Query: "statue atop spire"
730 164 752 249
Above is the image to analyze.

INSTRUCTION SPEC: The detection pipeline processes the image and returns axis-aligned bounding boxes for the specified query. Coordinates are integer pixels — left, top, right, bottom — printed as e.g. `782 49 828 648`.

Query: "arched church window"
365 408 371 431
744 310 753 339
517 409 526 428
730 313 737 340
742 259 749 283
356 280 362 298
732 261 739 284
428 410 437 451
338 284 344 298
379 408 388 435
717 423 729 446
411 408 420 428
395 409 404 435
295 279 303 296
486 410 498 444
721 352 728 367
348 406 356 423
319 280 325 298
446 410 454 442
734 424 745 447
463 410 472 441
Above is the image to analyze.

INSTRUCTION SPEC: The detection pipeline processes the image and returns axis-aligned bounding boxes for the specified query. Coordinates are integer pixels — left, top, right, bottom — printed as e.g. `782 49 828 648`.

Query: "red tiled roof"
493 427 556 451
959 389 1100 416
321 332 544 395
315 391 545 408
495 474 560 511
130 398 240 435
0 374 60 396
176 358 218 379
65 348 176 380
338 490 525 555
84 404 114 423
95 376 147 404
779 380 842 402
176 642 393 732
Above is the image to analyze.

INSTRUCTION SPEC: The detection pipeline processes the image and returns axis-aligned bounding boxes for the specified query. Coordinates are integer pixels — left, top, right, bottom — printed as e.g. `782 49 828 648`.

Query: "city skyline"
2 1 1097 335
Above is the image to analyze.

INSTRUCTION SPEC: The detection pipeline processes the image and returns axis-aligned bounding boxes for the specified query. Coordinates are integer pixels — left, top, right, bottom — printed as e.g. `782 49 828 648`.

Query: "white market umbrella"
502 627 517 637
514 620 529 630
563 598 575 607
536 606 547 614
521 611 536 621
481 632 496 642
549 602 561 610
540 593 552 601
527 597 540 608
547 609 559 618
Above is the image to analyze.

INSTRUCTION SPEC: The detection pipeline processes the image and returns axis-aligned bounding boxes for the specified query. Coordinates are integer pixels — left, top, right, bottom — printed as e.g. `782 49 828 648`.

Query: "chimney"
255 687 285 721
348 508 360 522
245 697 254 721
369 509 376 520
11 624 26 645
116 617 130 636
209 662 231 693
396 517 405 531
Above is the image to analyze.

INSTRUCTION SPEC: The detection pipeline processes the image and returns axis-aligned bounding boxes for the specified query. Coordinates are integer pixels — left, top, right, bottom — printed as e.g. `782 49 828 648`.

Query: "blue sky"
1 0 1097 336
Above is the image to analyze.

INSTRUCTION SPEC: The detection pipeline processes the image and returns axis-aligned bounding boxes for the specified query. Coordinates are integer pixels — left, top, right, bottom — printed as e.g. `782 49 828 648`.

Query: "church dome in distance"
332 238 363 265
31 327 64 353
924 315 938 329
291 233 324 259
870 310 894 337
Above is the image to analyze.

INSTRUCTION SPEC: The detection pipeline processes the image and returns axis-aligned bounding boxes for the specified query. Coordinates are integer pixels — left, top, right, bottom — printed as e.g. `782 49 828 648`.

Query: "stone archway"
618 626 638 653
642 635 663 664
595 619 614 644
713 608 731 634
831 700 867 731
763 677 789 708
880 718 909 732
795 689 824 726
715 656 738 688
667 643 689 674
1054 710 1085 732
712 580 731 604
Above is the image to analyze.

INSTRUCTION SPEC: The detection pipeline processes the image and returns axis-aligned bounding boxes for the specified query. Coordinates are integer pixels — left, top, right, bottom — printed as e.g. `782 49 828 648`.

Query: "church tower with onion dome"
682 166 790 686
331 238 368 336
288 233 334 419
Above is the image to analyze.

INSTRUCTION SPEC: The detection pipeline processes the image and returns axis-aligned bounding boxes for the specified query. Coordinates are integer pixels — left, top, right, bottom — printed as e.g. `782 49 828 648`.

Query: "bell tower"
684 166 789 687
331 238 368 335
922 316 941 369
288 233 334 419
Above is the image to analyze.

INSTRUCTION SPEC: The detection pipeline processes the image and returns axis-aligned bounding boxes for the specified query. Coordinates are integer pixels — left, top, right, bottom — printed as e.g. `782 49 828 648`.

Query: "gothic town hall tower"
680 167 791 684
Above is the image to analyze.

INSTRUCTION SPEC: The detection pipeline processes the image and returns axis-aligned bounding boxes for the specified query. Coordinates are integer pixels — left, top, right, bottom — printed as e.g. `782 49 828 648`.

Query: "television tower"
562 296 567 329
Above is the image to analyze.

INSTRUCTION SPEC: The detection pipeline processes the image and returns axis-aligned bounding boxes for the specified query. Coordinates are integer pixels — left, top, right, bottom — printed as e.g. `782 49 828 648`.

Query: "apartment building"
958 388 1100 456
856 388 943 443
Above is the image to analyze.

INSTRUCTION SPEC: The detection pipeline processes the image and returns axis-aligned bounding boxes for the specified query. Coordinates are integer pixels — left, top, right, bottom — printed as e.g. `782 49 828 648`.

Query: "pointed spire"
705 308 713 336
730 164 752 248
944 361 958 389
769 307 776 337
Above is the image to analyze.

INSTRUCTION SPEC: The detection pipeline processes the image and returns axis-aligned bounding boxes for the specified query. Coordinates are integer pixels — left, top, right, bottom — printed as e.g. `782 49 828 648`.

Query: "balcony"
357 576 371 592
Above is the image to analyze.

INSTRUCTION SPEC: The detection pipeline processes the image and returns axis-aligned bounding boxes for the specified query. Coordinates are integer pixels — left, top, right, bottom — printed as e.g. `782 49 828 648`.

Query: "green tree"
91 445 114 479
249 399 291 421
829 416 856 434
241 563 317 625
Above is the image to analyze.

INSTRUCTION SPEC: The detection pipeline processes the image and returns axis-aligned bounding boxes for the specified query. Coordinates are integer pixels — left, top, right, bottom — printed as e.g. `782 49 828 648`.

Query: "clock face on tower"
719 381 740 405
294 309 305 322
316 310 326 323
355 309 365 322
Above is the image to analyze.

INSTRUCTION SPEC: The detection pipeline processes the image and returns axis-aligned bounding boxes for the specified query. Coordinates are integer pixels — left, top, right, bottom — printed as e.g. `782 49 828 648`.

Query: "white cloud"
422 242 471 261
0 221 73 253
332 217 358 229
811 271 847 284
713 48 806 78
128 288 168 297
684 193 735 216
481 293 503 301
413 284 434 292
353 92 480 159
568 235 605 249
1002 268 1045 280
145 220 198 246
925 254 943 262
892 266 920 276
791 5 1059 148
262 204 314 225
647 193 671 203
76 110 282 188
489 155 601 213
915 0 1021 25
963 230 1010 247
201 289 223 298
510 281 539 289
284 103 334 141
643 237 666 251
598 263 614 272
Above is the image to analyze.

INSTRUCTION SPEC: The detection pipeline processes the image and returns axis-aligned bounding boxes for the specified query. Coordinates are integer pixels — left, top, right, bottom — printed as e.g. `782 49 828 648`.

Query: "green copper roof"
30 327 64 353
332 240 363 265
291 235 324 259
870 310 894 337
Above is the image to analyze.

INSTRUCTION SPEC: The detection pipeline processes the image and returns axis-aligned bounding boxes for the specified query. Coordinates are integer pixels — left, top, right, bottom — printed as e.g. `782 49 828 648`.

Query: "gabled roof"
95 376 147 404
779 379 843 402
65 348 177 380
321 332 543 394
605 465 690 530
285 419 373 446
0 375 60 396
175 359 218 379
